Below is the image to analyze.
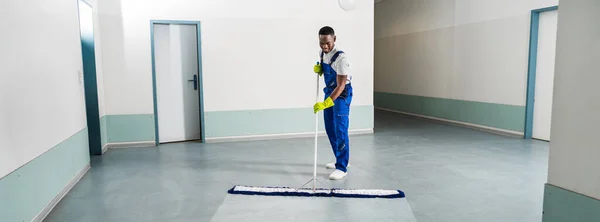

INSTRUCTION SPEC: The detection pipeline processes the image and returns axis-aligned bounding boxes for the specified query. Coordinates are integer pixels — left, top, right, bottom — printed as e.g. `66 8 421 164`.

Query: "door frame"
524 5 558 139
149 20 206 145
77 0 102 155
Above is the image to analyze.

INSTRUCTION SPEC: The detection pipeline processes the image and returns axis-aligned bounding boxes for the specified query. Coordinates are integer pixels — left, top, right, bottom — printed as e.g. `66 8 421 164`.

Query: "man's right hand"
314 62 323 76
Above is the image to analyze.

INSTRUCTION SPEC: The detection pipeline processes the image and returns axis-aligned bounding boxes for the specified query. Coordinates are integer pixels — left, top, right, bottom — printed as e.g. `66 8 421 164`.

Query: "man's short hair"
319 26 335 36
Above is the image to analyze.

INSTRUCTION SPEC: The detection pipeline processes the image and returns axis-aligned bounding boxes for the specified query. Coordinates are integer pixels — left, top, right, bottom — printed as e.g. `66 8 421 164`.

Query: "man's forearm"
329 75 348 101
329 84 346 101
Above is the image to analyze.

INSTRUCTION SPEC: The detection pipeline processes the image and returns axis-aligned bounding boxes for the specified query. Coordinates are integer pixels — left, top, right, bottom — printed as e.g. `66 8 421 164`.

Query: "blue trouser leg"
324 89 352 172
323 100 337 154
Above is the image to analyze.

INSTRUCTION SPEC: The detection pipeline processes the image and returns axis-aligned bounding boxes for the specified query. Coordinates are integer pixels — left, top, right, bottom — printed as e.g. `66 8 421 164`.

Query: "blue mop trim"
227 185 406 199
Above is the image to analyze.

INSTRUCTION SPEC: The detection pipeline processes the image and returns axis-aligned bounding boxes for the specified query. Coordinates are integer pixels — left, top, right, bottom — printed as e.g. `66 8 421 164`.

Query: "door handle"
188 74 198 90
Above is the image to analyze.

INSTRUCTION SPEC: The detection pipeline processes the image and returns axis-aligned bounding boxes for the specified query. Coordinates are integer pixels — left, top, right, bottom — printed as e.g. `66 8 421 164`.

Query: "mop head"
228 185 405 199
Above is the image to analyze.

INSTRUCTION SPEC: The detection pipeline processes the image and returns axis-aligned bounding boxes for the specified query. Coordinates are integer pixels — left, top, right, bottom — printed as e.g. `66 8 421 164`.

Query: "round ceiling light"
338 0 357 11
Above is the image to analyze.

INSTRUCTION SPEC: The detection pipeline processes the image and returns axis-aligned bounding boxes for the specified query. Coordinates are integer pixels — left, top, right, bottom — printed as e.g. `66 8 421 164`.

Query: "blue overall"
321 50 353 172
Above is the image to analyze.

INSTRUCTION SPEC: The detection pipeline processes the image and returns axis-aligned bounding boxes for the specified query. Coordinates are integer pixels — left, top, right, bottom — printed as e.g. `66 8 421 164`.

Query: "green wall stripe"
105 114 155 143
0 128 90 222
543 183 600 222
102 106 373 142
374 91 525 132
204 105 374 138
100 115 108 147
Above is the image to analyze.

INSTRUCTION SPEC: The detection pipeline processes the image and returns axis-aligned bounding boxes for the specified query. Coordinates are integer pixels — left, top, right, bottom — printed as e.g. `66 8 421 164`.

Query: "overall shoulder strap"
331 51 344 64
320 51 324 64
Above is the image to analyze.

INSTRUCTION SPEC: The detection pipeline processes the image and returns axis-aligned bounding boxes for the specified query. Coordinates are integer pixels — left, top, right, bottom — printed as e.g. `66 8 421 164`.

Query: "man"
313 26 353 180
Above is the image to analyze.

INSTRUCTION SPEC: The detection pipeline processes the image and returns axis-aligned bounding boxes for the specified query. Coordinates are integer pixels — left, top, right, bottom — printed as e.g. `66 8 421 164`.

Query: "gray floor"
45 110 549 222
211 194 417 221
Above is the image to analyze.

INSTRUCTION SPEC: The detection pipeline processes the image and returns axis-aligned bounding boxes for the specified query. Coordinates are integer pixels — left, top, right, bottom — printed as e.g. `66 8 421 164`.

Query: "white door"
154 24 201 143
532 10 558 141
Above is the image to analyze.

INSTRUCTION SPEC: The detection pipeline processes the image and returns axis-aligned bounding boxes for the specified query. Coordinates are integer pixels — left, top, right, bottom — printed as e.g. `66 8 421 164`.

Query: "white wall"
97 0 126 116
100 0 373 115
375 0 455 37
547 0 600 200
375 0 557 106
375 0 456 100
0 93 9 171
0 0 88 178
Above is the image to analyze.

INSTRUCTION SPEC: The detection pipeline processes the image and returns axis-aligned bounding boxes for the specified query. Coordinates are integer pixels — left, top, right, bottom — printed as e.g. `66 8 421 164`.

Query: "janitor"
313 26 353 180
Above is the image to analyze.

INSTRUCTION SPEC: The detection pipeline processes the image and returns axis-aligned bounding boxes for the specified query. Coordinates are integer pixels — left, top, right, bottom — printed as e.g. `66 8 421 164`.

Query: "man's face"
319 34 336 53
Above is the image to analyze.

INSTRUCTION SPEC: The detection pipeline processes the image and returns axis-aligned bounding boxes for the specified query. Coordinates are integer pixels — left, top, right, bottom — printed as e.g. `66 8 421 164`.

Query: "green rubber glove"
313 62 323 76
314 97 334 113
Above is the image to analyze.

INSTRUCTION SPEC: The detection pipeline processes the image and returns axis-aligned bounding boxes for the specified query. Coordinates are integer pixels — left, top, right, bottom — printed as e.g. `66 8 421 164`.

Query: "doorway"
150 21 205 144
78 0 102 154
524 6 558 141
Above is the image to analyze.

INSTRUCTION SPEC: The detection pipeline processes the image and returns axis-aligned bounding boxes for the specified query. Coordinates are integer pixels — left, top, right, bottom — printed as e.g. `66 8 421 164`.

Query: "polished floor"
45 110 549 222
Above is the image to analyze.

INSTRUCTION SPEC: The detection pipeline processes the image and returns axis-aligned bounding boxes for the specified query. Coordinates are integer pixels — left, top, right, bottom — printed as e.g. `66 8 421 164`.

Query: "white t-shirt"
320 46 352 84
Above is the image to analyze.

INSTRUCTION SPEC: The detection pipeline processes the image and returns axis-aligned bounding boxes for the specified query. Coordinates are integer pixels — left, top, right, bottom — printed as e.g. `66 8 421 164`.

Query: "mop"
227 64 405 199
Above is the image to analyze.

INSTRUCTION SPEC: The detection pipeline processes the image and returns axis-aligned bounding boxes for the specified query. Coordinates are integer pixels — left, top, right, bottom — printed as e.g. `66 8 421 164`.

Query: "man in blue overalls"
313 26 353 180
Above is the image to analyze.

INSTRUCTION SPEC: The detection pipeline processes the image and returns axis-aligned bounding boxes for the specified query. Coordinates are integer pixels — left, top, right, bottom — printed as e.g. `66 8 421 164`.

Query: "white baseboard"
105 141 156 149
32 163 90 222
375 107 524 138
205 128 374 143
101 144 108 154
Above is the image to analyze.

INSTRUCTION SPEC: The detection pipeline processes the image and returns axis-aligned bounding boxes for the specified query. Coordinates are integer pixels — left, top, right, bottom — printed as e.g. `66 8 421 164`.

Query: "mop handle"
313 62 320 191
